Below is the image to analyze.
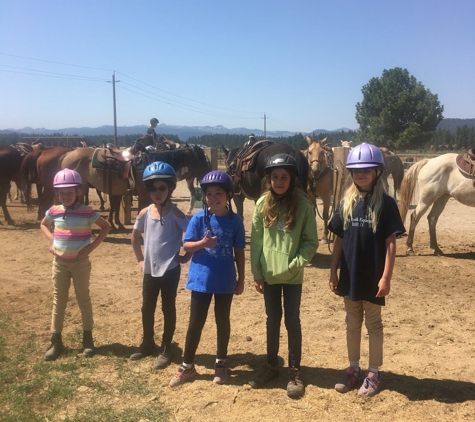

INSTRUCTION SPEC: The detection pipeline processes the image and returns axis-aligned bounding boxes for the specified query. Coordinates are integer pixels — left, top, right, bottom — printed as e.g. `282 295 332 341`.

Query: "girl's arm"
183 230 217 253
131 228 145 271
376 233 397 298
80 217 111 256
234 248 245 295
329 235 343 293
40 216 55 254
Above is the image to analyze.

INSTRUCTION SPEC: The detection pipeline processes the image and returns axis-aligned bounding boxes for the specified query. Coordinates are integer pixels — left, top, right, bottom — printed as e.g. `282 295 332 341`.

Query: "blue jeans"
142 265 180 345
264 282 302 369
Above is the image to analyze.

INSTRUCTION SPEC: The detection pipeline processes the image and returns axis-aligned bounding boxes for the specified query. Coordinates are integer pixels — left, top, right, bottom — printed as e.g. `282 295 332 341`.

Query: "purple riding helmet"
201 171 234 195
346 143 384 169
53 169 82 188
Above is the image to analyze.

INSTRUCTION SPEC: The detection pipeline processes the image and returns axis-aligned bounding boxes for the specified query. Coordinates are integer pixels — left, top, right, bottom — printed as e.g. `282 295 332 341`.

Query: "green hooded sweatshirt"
251 193 318 285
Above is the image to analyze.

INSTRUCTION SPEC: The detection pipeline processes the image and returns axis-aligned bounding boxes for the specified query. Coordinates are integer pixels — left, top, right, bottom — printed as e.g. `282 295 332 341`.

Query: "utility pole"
263 113 267 139
112 72 118 146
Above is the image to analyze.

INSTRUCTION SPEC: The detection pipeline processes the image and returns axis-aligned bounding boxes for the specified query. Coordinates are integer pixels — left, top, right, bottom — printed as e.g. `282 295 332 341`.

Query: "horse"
61 144 211 229
0 146 24 224
20 147 71 220
223 142 309 219
304 136 334 244
398 153 475 256
380 148 404 200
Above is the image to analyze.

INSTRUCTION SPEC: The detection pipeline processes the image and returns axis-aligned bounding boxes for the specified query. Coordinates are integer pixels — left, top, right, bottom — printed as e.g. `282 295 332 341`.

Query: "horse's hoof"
434 249 444 256
406 249 415 256
7 220 15 226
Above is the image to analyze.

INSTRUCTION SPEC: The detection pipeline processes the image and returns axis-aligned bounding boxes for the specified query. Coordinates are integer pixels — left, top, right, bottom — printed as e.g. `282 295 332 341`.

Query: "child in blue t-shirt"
169 171 245 388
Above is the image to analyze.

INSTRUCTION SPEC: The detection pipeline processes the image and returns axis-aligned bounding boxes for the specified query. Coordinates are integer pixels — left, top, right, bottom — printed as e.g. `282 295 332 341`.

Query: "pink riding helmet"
53 169 83 188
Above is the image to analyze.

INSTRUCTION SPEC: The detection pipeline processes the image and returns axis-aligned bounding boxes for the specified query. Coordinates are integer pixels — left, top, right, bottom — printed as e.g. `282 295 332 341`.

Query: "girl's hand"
201 230 217 248
138 260 144 272
78 245 92 256
376 277 390 297
254 279 264 294
329 274 339 294
235 279 244 295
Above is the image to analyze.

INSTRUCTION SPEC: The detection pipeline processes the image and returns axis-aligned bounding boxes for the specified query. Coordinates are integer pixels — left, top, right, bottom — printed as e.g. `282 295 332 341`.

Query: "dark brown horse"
223 142 309 219
0 146 24 224
379 147 404 200
20 147 71 219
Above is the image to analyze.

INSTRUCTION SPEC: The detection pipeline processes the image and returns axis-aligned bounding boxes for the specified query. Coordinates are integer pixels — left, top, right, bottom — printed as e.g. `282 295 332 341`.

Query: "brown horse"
20 147 71 219
0 146 25 224
380 147 404 200
60 144 211 229
304 136 334 244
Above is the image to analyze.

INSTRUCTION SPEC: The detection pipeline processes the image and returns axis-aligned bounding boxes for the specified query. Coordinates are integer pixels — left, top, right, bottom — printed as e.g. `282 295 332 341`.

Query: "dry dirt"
1 180 474 421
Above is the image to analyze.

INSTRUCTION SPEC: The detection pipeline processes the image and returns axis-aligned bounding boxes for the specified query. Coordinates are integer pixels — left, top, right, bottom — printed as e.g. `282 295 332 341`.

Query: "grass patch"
0 312 170 421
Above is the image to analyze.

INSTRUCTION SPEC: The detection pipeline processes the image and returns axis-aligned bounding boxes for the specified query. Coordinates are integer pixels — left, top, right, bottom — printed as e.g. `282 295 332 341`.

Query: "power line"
0 68 108 82
0 65 108 82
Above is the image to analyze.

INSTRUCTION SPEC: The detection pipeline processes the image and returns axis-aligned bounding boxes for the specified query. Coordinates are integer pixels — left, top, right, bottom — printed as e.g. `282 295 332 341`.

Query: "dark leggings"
264 282 302 369
142 265 180 345
183 291 234 364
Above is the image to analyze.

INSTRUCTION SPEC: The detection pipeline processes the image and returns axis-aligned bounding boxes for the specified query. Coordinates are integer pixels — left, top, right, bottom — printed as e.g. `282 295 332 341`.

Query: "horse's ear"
305 136 312 146
321 137 328 145
222 145 229 157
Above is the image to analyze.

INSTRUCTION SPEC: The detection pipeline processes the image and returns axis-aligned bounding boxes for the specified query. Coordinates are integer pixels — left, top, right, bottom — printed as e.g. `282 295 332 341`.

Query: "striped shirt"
45 205 100 260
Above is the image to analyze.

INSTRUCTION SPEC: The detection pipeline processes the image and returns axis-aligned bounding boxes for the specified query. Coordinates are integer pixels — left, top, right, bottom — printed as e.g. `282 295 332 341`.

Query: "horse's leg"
85 187 90 206
109 195 124 231
39 188 55 221
97 189 106 211
233 193 245 219
406 200 433 256
0 181 15 225
186 178 194 215
319 192 331 244
427 194 450 256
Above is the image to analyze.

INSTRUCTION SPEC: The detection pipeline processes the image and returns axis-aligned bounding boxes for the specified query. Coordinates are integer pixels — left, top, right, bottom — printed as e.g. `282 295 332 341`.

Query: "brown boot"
82 330 95 357
287 367 305 398
44 333 64 361
249 363 279 388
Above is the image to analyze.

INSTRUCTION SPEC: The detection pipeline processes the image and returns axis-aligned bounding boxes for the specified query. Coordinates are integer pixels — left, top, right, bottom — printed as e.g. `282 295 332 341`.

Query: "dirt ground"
1 179 474 421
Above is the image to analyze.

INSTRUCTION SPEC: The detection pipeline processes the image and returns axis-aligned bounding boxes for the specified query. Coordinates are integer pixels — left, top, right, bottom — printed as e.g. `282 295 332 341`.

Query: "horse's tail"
20 150 42 211
398 159 429 223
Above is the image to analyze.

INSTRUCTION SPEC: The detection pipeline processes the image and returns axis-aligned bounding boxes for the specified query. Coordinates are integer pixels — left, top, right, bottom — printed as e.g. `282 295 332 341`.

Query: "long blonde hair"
340 169 385 233
260 171 306 231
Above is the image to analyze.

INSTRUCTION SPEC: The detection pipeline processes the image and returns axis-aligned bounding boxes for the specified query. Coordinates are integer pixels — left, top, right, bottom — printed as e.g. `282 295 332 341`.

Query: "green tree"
355 67 444 150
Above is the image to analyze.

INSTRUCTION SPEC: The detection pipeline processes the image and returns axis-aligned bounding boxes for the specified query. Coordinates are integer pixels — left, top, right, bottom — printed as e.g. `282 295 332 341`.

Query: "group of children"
41 142 404 399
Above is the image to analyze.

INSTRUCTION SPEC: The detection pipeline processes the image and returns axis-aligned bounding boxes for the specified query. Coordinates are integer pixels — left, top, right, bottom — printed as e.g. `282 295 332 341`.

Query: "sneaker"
287 367 305 398
249 363 279 388
169 365 197 388
129 339 156 361
335 367 361 393
213 361 229 385
358 371 382 397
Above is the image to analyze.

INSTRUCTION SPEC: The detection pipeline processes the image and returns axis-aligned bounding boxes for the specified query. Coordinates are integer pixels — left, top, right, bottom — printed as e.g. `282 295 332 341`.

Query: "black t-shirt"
328 193 405 305
146 127 157 142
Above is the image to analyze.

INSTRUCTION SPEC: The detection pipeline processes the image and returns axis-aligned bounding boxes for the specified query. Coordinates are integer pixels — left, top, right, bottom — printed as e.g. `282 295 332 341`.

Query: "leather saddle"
456 149 475 186
92 144 136 191
231 140 274 185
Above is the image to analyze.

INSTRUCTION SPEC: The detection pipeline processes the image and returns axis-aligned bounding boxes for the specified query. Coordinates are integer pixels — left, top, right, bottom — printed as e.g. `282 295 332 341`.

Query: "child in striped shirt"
40 169 110 361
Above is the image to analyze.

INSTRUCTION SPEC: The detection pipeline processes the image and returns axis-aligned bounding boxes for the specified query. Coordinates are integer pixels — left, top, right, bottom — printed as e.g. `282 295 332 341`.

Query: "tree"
355 68 444 150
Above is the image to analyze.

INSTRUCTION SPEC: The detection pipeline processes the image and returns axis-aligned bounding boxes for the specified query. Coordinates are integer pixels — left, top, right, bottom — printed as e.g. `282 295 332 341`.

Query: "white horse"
398 153 475 255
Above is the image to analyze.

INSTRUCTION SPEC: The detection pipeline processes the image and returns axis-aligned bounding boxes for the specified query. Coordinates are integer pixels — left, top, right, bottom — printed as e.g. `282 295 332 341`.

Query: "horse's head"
191 146 212 179
305 136 333 179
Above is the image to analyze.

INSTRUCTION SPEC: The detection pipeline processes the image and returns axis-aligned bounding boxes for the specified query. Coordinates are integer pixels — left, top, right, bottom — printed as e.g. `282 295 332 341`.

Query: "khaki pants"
344 297 383 368
51 255 93 333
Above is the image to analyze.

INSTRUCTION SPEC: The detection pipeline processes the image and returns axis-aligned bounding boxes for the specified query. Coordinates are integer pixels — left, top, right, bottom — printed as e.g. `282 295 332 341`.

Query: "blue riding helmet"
143 161 177 189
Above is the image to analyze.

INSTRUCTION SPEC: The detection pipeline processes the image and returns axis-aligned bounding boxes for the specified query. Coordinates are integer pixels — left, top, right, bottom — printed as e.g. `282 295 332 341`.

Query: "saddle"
231 140 274 185
456 149 475 186
92 144 137 191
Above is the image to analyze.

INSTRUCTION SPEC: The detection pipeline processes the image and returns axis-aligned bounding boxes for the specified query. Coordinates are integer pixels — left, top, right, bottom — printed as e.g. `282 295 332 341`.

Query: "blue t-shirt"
184 210 245 294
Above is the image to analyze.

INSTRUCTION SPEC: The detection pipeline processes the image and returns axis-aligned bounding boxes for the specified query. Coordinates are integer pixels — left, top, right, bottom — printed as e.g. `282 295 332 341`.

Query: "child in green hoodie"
249 153 318 399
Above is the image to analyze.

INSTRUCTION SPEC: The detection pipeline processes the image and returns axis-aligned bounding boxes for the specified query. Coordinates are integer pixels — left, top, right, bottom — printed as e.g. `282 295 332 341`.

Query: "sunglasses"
148 185 168 193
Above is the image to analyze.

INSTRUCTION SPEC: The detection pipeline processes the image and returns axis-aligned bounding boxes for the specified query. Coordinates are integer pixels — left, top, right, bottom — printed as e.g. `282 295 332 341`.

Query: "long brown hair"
260 169 306 231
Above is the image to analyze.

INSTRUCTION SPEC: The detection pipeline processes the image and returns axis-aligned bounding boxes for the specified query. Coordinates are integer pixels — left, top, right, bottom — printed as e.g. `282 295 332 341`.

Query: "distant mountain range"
1 124 354 141
2 118 473 140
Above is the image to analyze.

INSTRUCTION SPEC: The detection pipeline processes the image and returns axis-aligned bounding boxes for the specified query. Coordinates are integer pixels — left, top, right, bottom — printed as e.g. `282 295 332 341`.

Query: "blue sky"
1 0 474 134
